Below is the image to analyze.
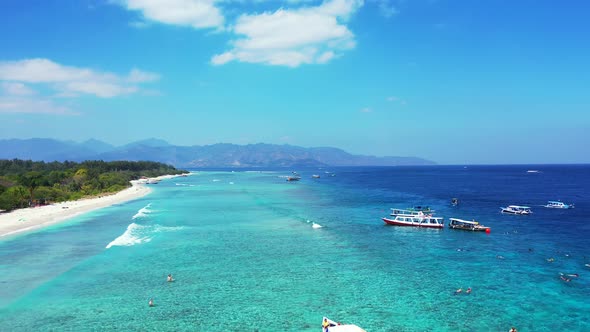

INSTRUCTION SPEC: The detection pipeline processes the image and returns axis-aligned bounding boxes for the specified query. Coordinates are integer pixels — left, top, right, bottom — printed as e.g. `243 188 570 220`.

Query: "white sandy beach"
0 174 182 238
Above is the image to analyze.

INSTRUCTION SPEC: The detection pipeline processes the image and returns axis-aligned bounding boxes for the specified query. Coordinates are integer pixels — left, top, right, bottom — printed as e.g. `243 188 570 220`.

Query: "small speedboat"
312 174 321 178
501 205 532 215
449 218 490 232
545 201 574 209
286 176 301 181
322 317 366 332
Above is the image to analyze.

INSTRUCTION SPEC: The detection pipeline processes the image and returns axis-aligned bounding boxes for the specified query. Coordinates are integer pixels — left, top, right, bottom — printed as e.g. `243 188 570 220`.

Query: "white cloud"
119 0 224 30
211 0 364 67
63 82 138 98
360 107 372 113
0 58 159 98
1 82 36 96
127 68 160 83
0 98 77 115
377 0 398 18
386 95 407 106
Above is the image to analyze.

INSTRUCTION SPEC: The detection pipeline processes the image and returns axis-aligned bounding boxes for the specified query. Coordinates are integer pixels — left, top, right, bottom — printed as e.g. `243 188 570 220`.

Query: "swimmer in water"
497 255 505 259
466 287 472 294
560 275 571 282
149 298 154 307
454 288 463 295
547 258 555 262
167 274 174 282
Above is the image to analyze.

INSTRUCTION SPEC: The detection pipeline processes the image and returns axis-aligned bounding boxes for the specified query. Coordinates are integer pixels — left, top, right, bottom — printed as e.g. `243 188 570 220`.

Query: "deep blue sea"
1 165 589 331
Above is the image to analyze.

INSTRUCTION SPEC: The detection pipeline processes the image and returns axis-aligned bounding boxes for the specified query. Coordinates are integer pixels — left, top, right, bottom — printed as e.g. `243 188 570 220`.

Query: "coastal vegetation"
0 159 185 211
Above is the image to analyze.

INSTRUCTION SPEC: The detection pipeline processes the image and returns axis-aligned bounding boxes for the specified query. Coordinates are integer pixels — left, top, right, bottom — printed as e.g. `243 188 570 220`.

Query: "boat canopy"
508 205 530 209
449 218 479 225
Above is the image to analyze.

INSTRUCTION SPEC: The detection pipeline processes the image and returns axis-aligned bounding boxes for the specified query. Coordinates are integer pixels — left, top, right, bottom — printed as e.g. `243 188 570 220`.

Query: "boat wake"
132 203 154 219
106 223 184 249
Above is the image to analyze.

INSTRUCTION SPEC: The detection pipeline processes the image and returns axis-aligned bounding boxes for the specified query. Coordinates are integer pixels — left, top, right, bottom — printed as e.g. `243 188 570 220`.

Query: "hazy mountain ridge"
0 138 436 167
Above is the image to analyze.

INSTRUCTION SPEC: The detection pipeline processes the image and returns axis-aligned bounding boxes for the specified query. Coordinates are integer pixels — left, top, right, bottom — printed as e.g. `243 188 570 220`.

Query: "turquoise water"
1 167 589 331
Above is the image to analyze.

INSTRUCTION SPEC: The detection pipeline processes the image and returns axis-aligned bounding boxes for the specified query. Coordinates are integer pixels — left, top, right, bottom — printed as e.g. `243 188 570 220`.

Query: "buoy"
485 228 491 234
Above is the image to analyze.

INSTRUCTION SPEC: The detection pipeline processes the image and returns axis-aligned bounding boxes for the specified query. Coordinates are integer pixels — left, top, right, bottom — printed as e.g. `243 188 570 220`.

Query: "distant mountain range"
0 138 436 167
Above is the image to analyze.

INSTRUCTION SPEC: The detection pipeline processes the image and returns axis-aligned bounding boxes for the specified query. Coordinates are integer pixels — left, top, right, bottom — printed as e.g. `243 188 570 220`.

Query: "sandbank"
0 174 183 238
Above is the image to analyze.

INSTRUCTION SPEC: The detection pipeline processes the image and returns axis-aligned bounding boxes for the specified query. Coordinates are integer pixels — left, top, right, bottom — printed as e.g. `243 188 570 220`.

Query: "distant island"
0 138 436 167
0 160 186 212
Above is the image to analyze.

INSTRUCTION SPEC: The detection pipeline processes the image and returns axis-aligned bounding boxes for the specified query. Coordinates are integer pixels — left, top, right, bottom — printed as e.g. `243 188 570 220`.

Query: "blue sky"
0 0 588 164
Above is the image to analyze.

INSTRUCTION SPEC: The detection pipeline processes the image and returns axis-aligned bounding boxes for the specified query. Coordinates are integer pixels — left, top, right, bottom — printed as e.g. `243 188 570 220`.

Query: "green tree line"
0 159 187 211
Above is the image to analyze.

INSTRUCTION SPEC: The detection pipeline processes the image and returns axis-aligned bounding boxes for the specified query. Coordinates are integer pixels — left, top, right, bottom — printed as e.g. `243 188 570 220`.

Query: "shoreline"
0 174 183 239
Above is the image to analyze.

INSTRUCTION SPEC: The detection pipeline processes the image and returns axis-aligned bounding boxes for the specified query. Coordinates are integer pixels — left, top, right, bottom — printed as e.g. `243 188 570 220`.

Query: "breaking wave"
306 219 323 229
132 203 153 219
106 223 184 249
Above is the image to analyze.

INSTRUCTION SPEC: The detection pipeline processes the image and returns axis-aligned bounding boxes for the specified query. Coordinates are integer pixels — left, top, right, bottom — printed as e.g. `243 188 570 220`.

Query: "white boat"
146 178 160 184
382 213 444 228
545 201 574 209
390 208 424 217
312 174 321 178
322 317 366 332
390 206 435 217
500 205 532 215
448 218 490 232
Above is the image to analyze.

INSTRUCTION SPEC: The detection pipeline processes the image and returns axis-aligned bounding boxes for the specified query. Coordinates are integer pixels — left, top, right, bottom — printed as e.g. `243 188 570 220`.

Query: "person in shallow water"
167 274 174 282
454 288 463 295
466 287 472 294
149 298 154 307
510 327 518 332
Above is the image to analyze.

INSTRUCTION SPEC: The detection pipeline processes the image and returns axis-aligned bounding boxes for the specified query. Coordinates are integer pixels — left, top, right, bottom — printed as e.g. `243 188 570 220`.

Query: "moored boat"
411 205 434 213
312 174 321 178
448 218 490 232
382 213 444 228
500 205 532 215
390 206 435 217
286 176 301 181
322 317 366 332
545 201 574 209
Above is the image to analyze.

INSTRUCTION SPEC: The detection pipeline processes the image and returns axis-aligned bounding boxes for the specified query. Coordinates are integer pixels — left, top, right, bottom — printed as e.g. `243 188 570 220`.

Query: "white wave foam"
312 222 323 229
212 179 220 182
106 223 152 248
132 203 153 219
106 223 184 249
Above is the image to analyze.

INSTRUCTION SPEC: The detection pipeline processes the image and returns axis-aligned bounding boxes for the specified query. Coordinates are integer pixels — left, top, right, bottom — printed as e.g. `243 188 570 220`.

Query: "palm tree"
19 171 44 205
